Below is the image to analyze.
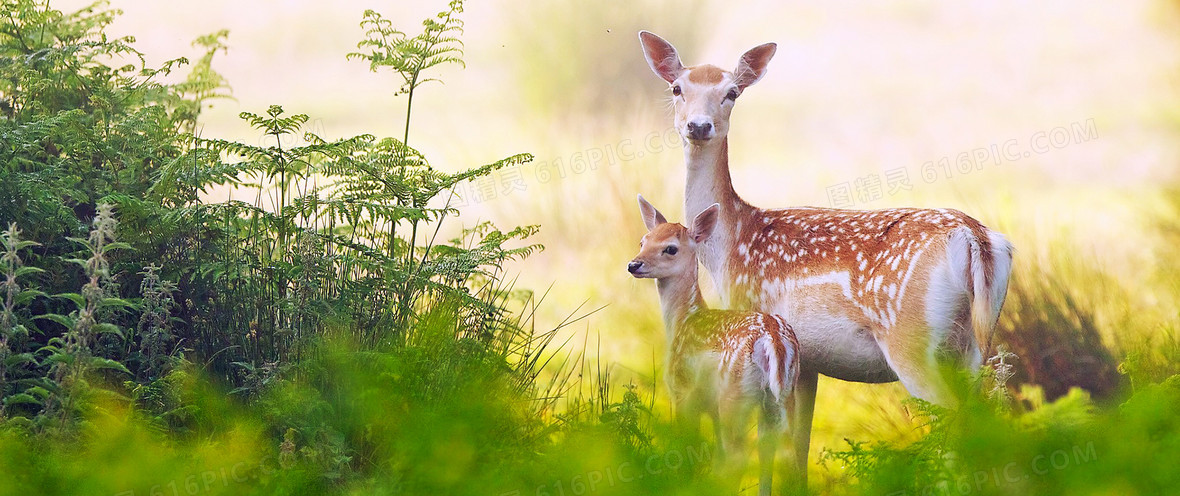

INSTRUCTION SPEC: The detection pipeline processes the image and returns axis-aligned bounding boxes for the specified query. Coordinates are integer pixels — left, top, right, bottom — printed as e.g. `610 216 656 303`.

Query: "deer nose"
627 261 643 274
686 120 713 140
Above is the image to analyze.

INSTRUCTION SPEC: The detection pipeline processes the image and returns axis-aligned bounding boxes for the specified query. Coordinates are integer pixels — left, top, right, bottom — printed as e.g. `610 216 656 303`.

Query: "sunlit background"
58 0 1180 471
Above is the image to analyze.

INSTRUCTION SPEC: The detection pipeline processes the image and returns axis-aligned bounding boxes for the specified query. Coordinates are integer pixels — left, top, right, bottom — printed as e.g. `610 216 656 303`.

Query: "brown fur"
687 65 726 85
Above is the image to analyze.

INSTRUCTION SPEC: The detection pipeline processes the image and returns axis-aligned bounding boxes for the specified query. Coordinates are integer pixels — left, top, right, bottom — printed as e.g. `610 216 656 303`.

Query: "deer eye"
663 245 678 256
671 85 682 96
725 88 739 101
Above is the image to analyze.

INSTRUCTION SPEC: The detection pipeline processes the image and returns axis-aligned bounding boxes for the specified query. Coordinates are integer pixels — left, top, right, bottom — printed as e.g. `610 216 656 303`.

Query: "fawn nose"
686 120 713 140
627 261 643 274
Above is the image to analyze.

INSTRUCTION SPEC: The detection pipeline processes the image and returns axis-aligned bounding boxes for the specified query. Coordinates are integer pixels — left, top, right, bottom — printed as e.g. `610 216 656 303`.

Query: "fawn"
629 195 801 495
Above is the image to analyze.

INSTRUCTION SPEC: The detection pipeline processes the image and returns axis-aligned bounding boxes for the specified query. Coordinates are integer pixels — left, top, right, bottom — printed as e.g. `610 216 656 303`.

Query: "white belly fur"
746 282 898 383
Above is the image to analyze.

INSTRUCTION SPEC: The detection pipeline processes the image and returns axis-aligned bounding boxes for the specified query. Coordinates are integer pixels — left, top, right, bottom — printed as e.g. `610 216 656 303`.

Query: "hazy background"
57 0 1180 457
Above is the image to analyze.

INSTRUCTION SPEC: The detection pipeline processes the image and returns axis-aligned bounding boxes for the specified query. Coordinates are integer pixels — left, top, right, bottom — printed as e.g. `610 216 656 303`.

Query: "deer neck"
684 137 750 286
656 270 707 344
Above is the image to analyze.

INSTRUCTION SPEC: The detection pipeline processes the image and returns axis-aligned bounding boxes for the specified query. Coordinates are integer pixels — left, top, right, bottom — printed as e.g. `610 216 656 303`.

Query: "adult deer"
629 196 800 496
637 31 1014 483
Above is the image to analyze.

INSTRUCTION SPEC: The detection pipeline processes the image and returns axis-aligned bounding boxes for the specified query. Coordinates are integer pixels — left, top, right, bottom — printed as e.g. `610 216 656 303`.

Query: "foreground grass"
2 336 1180 496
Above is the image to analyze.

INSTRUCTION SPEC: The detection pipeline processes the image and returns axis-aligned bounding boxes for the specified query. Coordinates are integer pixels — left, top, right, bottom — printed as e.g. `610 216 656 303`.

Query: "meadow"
2 1 1180 495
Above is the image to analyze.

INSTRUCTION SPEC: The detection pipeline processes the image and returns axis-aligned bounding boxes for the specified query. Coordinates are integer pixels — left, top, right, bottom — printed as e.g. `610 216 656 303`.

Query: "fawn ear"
689 203 721 243
639 31 685 84
734 42 776 90
637 194 667 231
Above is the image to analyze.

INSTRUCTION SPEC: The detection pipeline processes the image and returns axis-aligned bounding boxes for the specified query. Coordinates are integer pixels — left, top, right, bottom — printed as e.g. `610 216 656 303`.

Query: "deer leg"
717 392 750 491
671 388 694 434
709 400 722 453
880 326 959 407
789 370 817 490
758 395 788 496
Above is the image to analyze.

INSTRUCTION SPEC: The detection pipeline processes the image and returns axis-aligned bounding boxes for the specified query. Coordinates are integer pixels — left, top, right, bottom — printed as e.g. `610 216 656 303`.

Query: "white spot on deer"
893 245 928 307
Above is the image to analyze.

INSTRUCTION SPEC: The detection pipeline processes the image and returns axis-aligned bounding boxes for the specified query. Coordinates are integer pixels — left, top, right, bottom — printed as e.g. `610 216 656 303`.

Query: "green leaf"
52 292 85 308
99 297 135 310
26 386 51 399
1 394 42 407
64 258 90 269
3 353 37 368
42 353 73 366
13 240 41 250
88 357 131 375
13 266 43 278
93 323 124 339
101 241 133 254
14 289 45 306
34 313 75 329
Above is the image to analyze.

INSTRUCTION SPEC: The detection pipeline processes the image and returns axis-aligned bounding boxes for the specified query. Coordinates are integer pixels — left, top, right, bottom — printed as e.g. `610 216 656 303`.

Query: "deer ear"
734 42 776 89
637 194 668 231
689 203 721 243
639 31 685 84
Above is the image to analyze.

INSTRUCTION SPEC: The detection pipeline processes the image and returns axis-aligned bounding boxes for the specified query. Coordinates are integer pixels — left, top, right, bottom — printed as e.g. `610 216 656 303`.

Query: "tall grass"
993 246 1126 403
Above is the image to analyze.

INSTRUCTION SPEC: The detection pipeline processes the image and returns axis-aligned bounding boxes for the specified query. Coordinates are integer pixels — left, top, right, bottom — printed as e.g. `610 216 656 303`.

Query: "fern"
348 0 465 146
1 0 545 443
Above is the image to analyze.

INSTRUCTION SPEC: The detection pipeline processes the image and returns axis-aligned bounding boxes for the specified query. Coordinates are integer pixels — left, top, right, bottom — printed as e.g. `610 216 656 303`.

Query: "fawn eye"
671 85 682 96
725 88 739 101
663 245 678 255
